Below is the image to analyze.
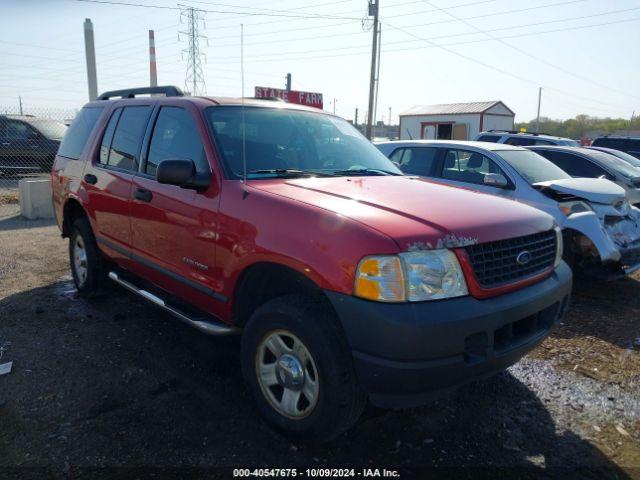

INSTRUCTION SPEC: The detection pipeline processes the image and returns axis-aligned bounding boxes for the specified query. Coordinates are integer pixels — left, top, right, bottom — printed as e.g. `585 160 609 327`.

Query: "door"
85 105 153 261
435 148 516 199
130 105 222 313
421 124 436 139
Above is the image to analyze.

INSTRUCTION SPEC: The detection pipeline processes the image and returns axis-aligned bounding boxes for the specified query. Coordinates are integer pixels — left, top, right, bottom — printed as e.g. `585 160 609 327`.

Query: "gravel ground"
0 203 639 479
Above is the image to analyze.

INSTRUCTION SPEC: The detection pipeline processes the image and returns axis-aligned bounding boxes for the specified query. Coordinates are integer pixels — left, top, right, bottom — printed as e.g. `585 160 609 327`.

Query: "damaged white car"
376 140 640 279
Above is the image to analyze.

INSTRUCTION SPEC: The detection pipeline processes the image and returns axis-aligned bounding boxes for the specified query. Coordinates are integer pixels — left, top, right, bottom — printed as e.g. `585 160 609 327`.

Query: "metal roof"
400 101 513 116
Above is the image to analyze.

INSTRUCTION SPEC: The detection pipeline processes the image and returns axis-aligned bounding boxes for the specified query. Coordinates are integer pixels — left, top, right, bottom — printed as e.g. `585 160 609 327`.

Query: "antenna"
241 23 247 185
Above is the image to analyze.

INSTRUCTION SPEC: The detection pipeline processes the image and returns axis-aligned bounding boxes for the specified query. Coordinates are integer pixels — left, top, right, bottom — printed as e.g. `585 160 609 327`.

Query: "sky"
1 0 639 124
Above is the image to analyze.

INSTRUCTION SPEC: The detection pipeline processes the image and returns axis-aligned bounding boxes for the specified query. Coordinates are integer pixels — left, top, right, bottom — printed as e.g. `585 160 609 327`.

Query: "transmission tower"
179 5 208 96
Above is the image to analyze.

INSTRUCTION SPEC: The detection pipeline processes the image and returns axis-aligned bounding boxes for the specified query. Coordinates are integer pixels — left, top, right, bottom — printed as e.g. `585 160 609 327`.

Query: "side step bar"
108 272 239 336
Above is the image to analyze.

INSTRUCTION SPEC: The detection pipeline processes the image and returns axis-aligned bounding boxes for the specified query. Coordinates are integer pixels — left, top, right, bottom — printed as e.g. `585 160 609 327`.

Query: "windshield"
558 139 579 146
496 149 571 184
585 150 640 179
26 118 67 140
206 106 402 179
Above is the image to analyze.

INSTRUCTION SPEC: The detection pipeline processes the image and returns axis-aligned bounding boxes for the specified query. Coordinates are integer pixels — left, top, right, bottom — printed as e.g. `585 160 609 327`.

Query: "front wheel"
241 294 366 442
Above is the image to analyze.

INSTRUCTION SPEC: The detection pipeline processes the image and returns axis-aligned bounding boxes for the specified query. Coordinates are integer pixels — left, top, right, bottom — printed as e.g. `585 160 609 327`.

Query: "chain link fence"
0 105 78 193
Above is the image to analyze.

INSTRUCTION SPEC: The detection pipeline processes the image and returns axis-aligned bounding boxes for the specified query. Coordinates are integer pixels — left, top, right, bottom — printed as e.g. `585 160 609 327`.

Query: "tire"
69 217 107 297
241 294 366 442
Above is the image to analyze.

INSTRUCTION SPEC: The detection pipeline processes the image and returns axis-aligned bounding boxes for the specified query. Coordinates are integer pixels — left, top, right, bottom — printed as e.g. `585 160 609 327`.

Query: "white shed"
399 101 515 141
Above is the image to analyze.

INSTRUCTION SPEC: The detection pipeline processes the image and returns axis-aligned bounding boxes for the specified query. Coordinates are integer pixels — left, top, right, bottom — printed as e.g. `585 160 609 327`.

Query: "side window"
505 136 534 146
441 149 505 185
99 109 121 165
476 135 501 143
57 106 104 160
146 107 207 176
5 120 29 140
537 151 607 178
106 106 152 171
533 139 554 145
391 147 437 176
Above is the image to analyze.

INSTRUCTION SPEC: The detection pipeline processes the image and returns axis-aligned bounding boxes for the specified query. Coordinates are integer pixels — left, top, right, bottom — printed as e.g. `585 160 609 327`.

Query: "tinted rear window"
106 106 152 171
57 107 104 159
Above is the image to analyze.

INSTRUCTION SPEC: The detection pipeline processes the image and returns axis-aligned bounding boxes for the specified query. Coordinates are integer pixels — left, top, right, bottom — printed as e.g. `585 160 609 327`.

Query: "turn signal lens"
354 255 405 302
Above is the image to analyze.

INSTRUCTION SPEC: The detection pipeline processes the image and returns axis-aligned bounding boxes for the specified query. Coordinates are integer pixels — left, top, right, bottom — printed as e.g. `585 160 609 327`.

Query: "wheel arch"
232 261 337 329
62 198 88 238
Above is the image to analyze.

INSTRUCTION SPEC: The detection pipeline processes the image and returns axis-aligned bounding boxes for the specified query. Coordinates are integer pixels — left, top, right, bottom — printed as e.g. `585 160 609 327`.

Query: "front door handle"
134 187 153 202
84 173 98 185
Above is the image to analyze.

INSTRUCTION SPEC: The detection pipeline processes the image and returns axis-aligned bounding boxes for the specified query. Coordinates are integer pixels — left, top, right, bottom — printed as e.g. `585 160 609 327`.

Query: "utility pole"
355 107 359 127
286 73 292 91
388 106 392 125
366 0 379 140
149 30 158 88
179 5 207 95
83 18 98 101
333 98 337 114
535 87 542 133
18 96 23 115
629 111 635 136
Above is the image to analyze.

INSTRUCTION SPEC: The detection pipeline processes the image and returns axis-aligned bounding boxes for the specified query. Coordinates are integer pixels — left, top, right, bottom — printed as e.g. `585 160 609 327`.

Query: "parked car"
0 114 67 174
376 140 640 279
473 130 579 146
591 136 640 160
527 146 640 207
587 146 640 169
52 86 571 441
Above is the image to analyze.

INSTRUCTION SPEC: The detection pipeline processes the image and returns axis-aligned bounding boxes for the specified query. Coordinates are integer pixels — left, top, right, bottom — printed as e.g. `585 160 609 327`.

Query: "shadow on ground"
0 280 633 478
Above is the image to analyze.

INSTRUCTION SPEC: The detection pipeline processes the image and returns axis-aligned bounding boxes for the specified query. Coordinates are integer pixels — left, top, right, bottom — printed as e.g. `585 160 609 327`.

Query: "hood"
250 176 554 251
533 178 626 205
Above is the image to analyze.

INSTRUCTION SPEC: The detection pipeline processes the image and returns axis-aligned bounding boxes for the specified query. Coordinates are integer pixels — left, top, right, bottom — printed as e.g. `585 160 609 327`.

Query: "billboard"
254 86 323 109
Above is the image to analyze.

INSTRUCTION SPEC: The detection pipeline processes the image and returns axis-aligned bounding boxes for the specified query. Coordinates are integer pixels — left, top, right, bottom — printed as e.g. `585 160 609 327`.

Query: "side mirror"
156 159 210 191
484 173 509 188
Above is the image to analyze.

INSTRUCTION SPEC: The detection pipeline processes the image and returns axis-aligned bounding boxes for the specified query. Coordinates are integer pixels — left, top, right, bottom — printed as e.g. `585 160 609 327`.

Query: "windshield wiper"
245 168 333 178
330 168 402 176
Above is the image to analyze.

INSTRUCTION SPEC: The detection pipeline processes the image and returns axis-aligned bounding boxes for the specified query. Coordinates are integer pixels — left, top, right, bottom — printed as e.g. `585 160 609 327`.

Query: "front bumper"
326 262 572 408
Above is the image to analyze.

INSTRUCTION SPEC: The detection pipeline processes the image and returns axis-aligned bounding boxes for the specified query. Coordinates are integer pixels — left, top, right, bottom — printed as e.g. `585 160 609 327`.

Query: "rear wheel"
241 294 366 442
69 217 107 297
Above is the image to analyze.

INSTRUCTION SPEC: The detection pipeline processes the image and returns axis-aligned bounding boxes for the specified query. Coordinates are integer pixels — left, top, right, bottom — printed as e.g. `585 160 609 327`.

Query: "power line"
420 0 640 101
71 0 363 20
380 19 634 111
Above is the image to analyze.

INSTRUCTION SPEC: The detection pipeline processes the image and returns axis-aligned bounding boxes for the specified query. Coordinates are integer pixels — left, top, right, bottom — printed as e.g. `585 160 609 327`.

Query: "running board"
108 271 239 336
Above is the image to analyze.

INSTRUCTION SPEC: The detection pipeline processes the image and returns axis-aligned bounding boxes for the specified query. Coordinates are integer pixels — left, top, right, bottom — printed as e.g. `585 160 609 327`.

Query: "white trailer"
399 101 515 141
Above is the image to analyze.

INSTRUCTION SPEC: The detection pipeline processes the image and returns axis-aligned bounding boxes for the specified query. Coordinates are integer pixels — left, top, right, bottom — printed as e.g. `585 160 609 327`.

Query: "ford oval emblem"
516 251 532 266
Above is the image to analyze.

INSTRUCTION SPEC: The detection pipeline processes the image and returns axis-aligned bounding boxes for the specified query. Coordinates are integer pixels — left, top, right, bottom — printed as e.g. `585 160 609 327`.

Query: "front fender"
563 211 621 263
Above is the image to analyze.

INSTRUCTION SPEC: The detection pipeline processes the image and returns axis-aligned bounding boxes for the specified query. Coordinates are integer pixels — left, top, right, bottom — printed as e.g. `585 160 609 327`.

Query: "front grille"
465 230 557 289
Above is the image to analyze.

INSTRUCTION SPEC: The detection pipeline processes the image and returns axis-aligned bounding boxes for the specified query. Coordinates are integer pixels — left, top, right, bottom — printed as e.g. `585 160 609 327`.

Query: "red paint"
254 86 323 109
52 96 557 326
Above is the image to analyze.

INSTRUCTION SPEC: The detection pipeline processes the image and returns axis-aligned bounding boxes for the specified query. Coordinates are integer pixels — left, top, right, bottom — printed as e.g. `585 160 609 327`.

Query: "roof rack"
97 86 184 100
487 129 553 137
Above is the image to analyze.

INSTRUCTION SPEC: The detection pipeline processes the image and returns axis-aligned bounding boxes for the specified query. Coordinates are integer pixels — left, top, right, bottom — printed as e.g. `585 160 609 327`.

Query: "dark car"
591 136 640 160
527 146 640 207
0 114 67 175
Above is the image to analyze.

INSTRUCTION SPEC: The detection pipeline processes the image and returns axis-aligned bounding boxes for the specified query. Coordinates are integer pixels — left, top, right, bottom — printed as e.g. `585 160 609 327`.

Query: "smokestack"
149 30 158 88
83 18 98 101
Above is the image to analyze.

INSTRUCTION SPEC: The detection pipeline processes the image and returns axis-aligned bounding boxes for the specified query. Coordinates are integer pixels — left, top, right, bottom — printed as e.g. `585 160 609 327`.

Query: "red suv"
52 86 572 441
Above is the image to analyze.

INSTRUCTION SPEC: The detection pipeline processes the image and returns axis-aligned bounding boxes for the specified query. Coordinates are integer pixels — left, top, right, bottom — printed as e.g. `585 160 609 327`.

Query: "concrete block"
19 178 54 219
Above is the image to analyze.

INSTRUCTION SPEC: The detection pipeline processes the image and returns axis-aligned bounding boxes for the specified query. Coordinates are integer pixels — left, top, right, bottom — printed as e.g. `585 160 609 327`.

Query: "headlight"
354 250 468 302
554 226 563 268
558 200 592 216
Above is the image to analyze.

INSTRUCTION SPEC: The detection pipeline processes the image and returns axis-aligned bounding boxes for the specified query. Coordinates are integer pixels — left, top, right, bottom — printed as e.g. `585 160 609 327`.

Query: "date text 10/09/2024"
233 469 401 478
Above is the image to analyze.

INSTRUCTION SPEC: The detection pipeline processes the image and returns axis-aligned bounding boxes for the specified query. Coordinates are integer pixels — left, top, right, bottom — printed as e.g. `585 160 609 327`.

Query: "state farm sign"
254 86 323 109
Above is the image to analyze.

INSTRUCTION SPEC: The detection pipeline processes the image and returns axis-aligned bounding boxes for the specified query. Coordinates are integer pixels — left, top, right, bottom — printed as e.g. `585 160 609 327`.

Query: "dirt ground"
0 202 639 479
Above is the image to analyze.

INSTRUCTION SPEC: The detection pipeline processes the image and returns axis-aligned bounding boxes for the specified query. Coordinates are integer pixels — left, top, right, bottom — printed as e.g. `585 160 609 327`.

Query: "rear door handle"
134 187 153 202
84 173 98 185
